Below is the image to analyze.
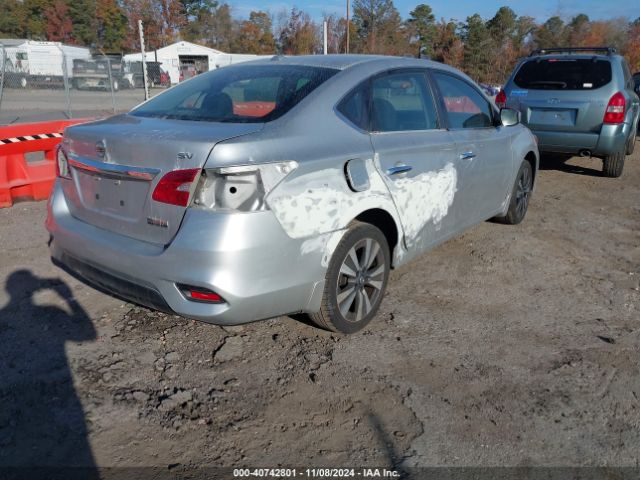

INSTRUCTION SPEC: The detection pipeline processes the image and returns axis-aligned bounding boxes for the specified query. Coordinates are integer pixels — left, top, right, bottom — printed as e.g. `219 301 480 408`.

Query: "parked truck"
72 55 125 91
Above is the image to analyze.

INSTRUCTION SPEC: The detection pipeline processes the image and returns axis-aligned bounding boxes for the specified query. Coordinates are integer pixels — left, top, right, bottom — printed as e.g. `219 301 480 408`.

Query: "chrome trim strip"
69 157 160 181
386 165 413 175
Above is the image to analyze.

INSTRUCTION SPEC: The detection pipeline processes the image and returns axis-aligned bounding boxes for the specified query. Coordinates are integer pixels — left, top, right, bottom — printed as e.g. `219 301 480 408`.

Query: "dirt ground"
0 148 638 474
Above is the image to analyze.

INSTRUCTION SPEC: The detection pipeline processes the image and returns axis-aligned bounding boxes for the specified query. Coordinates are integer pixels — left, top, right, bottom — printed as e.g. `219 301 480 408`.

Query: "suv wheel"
625 132 635 155
309 222 390 334
603 151 625 178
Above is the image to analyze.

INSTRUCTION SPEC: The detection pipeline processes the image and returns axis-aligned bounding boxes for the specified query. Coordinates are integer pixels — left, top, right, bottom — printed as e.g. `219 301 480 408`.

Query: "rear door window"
514 58 612 90
370 71 439 132
433 72 494 129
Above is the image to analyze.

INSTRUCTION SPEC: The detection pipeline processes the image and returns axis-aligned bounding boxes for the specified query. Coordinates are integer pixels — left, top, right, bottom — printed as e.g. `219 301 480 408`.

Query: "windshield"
131 64 339 123
514 58 612 90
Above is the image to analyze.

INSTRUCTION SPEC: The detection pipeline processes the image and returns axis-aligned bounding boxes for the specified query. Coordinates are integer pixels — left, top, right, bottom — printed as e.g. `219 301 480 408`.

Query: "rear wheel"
625 132 635 155
498 160 533 225
309 222 390 334
603 151 625 178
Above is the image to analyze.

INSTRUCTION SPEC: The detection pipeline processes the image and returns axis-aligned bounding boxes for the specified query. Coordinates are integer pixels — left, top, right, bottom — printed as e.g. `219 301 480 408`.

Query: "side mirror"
500 108 520 127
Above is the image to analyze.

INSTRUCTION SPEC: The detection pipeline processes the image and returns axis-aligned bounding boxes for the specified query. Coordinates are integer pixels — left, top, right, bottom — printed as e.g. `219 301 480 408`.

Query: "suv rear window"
131 64 338 123
514 58 612 90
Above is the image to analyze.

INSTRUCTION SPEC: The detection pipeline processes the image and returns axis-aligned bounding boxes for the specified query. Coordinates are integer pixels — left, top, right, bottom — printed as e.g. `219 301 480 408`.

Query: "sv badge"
177 152 194 160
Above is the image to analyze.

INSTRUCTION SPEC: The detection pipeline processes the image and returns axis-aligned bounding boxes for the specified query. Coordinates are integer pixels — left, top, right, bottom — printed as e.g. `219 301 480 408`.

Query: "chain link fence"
0 41 167 125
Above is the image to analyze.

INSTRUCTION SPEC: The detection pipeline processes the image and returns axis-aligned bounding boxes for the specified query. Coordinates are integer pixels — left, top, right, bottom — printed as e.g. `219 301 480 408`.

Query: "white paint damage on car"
268 158 458 268
386 162 458 242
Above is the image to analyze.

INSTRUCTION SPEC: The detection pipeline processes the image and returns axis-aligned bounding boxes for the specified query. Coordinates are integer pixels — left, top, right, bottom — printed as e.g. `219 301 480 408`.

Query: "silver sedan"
47 55 538 333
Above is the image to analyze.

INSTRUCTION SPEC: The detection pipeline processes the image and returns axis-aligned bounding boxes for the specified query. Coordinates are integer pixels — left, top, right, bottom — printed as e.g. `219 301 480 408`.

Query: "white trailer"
4 41 91 88
123 41 267 85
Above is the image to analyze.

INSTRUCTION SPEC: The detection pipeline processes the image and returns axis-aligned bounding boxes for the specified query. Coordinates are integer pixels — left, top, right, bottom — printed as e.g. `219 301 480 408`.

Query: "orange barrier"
0 118 91 208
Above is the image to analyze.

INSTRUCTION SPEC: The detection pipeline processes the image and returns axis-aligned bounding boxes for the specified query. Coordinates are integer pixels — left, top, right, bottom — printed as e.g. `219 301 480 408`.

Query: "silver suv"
498 47 639 177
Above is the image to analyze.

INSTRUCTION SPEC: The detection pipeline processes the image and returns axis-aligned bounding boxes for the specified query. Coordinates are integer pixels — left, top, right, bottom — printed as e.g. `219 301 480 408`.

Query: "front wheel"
309 222 390 334
498 160 533 225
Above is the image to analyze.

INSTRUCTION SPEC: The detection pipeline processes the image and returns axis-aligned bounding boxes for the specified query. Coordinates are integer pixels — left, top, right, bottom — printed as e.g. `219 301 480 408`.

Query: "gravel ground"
0 149 638 473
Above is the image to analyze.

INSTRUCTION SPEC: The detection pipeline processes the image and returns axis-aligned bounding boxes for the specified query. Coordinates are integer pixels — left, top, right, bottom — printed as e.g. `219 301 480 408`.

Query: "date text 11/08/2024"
233 468 401 478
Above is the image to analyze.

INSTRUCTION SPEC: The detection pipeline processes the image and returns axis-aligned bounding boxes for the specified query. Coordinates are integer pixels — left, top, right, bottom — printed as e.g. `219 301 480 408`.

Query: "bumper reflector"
178 284 225 303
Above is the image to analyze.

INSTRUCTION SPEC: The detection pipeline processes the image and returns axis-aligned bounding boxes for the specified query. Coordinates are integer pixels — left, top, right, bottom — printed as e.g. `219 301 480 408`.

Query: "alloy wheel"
515 165 532 219
335 237 386 323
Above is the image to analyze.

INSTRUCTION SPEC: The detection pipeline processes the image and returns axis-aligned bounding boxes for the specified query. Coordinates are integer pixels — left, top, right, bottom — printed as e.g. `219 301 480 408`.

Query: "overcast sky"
228 0 640 22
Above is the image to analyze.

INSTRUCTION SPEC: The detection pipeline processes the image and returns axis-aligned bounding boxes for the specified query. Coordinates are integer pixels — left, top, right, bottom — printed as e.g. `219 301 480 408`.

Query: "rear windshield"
514 58 612 90
131 64 338 123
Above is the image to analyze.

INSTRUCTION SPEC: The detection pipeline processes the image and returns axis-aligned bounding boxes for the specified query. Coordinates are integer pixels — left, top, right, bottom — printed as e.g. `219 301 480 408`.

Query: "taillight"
152 168 200 206
496 89 507 109
603 92 626 124
56 146 70 178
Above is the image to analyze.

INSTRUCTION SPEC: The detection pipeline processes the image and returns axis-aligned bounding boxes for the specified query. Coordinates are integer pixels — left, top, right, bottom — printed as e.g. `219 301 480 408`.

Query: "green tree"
278 8 318 55
407 4 436 57
534 16 567 48
96 0 128 51
21 0 54 39
487 6 517 46
67 0 97 46
232 11 276 54
462 13 492 82
352 0 408 54
0 0 27 37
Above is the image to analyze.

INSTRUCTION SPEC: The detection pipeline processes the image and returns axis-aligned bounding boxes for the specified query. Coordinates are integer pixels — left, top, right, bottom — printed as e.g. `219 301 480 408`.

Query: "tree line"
1 0 639 83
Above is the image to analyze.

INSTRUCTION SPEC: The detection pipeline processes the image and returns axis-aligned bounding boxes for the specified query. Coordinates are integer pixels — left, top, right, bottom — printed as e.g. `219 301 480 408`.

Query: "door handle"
386 164 413 175
460 151 476 160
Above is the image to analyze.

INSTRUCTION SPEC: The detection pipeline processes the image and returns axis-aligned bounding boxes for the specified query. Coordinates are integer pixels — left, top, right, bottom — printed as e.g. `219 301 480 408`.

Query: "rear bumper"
46 183 329 325
532 123 631 156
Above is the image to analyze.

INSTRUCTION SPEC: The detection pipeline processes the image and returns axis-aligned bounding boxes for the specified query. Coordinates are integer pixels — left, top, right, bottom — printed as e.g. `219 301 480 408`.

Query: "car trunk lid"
61 114 263 245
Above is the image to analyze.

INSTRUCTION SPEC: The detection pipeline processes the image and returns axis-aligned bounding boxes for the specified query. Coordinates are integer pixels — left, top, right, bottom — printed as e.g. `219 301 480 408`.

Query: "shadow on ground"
538 154 604 177
0 269 98 476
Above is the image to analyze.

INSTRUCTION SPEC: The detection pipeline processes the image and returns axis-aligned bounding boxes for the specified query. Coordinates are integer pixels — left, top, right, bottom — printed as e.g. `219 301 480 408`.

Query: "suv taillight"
603 92 625 124
496 89 507 109
152 168 200 206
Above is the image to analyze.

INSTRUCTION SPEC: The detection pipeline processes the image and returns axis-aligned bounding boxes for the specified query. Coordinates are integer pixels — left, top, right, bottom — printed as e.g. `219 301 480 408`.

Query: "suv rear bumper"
46 183 328 325
533 123 632 156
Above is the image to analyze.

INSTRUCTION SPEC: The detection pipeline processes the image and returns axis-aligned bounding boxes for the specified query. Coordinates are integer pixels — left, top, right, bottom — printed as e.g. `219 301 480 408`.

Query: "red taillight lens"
496 89 507 109
178 284 225 303
190 290 223 302
603 92 626 124
152 168 200 206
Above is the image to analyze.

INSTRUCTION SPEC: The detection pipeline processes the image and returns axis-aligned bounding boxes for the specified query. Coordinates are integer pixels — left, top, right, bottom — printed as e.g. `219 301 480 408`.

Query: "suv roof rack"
529 47 617 57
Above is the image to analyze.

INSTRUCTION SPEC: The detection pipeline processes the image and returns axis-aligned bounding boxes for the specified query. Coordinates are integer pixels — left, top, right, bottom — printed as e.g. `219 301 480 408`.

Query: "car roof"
245 54 456 72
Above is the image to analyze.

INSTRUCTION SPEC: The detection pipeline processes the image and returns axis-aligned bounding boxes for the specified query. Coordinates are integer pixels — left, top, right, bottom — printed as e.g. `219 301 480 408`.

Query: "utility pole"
323 21 328 55
138 19 149 101
346 0 350 54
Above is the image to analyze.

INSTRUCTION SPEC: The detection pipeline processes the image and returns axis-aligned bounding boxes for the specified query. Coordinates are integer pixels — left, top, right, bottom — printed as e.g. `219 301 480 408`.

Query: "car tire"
309 222 390 334
603 151 625 178
497 160 533 225
625 132 635 155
